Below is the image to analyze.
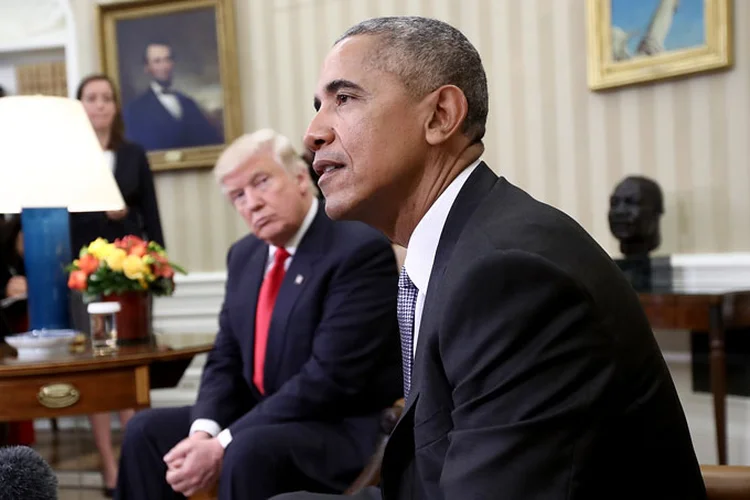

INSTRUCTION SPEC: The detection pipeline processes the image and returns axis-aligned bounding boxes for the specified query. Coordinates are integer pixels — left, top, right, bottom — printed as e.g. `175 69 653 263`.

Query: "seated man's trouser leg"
117 407 375 500
270 488 381 500
116 406 192 500
219 421 368 500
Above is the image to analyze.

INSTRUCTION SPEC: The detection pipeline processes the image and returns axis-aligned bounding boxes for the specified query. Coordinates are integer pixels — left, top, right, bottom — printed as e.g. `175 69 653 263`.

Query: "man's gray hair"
336 16 488 144
213 128 318 196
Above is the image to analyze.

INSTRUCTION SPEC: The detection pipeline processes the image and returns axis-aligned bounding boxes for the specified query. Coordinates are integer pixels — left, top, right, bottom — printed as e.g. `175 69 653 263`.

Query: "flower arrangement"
66 235 186 297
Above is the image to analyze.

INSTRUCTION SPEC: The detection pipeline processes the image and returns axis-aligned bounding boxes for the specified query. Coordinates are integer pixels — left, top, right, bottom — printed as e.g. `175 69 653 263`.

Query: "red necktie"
253 247 290 394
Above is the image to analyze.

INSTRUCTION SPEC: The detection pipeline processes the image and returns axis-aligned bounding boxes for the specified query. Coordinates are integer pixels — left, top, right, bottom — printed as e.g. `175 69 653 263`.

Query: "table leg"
708 304 727 465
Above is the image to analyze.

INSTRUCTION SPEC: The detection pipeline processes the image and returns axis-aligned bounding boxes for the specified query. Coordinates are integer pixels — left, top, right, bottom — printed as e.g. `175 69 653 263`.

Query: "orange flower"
152 254 174 278
67 270 88 291
77 253 99 274
159 264 174 279
114 235 146 251
130 242 148 258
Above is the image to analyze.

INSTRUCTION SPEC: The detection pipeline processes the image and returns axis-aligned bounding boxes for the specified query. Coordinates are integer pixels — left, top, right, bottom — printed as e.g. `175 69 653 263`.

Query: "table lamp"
0 95 125 331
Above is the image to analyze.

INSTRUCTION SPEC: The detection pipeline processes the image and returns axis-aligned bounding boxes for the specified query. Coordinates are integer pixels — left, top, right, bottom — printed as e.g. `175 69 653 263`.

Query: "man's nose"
239 188 264 213
304 113 335 152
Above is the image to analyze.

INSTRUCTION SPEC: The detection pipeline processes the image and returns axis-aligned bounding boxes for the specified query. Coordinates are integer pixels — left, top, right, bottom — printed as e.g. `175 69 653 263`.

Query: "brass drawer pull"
37 383 80 409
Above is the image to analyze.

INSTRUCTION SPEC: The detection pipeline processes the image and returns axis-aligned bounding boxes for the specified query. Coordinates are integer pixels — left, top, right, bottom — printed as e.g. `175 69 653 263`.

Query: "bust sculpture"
608 175 664 258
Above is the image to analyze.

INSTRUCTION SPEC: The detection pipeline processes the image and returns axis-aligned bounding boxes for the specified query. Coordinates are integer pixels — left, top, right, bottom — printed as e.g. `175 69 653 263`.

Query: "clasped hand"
164 431 224 496
5 276 27 298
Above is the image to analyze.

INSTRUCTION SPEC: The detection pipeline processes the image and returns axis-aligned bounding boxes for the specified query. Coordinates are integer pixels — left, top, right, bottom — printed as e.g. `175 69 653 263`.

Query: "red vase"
102 292 152 345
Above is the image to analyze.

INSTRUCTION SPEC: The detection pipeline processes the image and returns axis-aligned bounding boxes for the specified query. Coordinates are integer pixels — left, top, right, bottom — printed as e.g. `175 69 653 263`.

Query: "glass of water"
86 301 120 355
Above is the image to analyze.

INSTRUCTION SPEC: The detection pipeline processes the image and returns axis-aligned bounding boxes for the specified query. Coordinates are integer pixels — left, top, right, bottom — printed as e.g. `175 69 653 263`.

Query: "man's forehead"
614 182 643 197
147 45 170 56
317 37 377 85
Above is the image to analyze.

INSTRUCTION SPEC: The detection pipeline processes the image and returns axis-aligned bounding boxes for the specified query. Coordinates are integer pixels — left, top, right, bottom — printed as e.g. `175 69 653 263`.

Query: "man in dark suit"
123 41 222 151
116 129 402 500
278 16 707 500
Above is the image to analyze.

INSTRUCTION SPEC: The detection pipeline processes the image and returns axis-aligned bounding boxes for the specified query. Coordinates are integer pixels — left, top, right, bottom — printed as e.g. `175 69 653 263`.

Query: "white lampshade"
0 95 126 213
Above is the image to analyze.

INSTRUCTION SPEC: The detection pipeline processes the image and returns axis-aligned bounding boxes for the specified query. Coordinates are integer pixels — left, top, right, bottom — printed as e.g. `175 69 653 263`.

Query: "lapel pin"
295 274 304 285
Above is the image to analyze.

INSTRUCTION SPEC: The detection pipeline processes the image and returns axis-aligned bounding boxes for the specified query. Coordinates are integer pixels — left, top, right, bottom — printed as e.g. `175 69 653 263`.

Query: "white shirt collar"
403 159 482 294
150 81 173 95
268 197 318 259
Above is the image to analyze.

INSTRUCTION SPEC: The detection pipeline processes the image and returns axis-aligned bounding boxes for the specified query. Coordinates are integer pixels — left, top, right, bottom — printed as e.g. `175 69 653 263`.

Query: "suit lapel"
147 88 181 124
401 163 499 416
261 205 328 392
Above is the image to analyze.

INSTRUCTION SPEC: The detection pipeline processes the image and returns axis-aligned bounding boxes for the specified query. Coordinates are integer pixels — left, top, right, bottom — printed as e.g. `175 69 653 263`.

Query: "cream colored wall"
71 0 750 272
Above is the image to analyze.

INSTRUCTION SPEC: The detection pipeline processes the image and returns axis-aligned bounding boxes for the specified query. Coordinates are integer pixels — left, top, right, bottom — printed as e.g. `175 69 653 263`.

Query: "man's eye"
336 94 351 105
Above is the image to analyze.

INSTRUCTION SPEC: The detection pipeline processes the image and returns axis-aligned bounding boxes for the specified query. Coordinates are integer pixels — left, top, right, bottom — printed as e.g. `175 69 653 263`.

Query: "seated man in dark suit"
116 129 402 500
278 15 705 500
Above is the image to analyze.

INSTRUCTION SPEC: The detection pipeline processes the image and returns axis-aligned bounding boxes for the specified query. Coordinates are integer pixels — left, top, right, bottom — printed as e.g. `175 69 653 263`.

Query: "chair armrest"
344 399 405 495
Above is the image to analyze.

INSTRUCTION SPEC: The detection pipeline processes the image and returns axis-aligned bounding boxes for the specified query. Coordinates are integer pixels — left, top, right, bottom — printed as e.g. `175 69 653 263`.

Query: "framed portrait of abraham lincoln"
97 0 242 171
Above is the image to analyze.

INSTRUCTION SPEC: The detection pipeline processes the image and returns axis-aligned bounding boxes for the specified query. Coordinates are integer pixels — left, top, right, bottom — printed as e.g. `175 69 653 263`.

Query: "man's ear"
296 170 310 195
424 85 468 146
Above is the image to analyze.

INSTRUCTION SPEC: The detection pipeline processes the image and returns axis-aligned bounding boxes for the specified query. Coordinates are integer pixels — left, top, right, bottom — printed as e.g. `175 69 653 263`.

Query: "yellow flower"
105 248 127 272
122 254 147 280
87 238 114 260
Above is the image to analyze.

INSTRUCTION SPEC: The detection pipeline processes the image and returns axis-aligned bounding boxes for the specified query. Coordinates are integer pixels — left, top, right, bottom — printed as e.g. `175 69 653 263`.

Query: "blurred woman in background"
74 74 165 497
0 215 27 337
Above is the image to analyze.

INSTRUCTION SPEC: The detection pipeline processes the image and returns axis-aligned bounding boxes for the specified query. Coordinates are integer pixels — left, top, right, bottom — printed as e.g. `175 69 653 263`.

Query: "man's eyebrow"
324 79 365 95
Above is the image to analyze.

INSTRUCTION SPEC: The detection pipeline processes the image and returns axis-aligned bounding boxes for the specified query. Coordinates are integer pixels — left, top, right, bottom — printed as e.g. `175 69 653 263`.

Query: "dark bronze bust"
608 175 663 258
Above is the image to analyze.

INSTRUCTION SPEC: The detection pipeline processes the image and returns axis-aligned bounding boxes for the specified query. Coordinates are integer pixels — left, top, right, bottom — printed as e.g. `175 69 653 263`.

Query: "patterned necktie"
398 266 419 398
253 247 291 394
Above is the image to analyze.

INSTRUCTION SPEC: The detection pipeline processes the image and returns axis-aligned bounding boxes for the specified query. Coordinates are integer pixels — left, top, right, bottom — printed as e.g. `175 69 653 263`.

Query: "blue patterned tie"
398 266 419 398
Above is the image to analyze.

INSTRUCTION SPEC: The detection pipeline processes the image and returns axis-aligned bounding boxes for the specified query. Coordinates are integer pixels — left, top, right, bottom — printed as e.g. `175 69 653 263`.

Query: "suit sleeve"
135 148 165 247
439 250 615 499
227 236 398 435
191 246 254 427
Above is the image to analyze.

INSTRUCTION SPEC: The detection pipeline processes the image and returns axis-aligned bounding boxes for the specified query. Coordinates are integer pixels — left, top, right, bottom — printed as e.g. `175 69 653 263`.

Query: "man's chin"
322 192 365 223
322 196 351 221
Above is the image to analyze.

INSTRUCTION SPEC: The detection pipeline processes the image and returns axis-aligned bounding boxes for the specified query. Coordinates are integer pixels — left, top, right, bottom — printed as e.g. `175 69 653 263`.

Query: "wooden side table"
638 290 750 465
0 343 212 422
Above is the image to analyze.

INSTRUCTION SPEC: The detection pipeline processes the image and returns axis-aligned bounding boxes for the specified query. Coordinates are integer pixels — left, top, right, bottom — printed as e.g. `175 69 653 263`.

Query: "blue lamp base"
20 208 72 331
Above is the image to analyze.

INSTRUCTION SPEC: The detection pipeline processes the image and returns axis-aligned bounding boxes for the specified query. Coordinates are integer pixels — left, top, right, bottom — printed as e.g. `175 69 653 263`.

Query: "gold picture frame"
586 0 732 91
97 0 241 171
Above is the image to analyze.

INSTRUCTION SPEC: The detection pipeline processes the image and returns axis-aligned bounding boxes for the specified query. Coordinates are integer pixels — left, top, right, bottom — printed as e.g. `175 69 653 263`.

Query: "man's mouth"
253 217 271 231
312 159 345 177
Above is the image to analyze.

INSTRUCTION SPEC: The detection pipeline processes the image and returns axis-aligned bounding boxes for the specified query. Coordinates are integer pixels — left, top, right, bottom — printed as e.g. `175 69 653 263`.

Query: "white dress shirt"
403 159 481 357
151 82 183 120
103 150 115 173
189 198 319 448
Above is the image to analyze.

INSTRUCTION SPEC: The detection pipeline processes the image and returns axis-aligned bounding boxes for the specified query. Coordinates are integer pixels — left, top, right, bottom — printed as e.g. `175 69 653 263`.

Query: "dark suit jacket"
381 164 706 499
192 203 402 483
69 142 164 252
123 88 222 151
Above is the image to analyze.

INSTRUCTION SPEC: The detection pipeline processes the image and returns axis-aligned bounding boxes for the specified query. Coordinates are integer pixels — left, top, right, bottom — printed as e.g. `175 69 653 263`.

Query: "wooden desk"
0 342 213 422
638 290 750 465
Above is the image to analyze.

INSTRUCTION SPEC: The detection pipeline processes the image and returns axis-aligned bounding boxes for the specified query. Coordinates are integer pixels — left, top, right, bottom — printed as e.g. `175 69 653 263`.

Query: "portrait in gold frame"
586 0 732 91
97 0 241 171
